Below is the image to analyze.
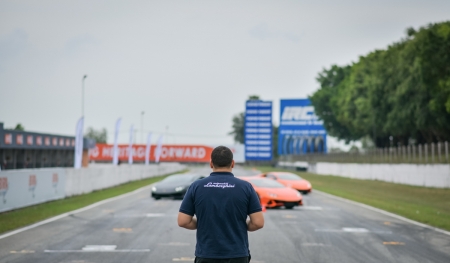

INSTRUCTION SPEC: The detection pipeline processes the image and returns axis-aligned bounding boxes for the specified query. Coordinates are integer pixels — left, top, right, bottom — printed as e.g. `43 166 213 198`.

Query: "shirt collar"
210 172 234 177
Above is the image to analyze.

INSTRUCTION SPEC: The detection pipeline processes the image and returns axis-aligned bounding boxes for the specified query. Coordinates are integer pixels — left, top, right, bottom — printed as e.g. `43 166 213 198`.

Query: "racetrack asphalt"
1 165 449 263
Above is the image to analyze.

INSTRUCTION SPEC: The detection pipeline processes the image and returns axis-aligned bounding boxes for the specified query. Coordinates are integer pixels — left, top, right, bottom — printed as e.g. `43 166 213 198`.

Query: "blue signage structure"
245 100 272 161
278 99 327 155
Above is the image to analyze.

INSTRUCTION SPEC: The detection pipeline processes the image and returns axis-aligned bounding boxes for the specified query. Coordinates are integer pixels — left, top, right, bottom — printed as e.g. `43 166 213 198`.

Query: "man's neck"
212 168 233 173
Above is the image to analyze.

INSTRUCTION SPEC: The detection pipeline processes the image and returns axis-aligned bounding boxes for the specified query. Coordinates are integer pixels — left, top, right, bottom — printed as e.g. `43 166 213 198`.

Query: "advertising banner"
278 99 327 155
89 144 245 163
91 144 212 163
245 100 273 161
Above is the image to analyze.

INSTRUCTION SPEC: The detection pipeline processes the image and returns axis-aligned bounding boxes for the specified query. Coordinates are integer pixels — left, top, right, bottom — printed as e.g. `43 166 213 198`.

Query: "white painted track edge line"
314 190 450 236
0 183 156 240
44 249 151 253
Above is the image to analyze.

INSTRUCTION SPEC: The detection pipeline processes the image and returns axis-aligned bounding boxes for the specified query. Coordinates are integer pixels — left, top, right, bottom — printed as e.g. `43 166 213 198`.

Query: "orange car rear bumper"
261 199 302 208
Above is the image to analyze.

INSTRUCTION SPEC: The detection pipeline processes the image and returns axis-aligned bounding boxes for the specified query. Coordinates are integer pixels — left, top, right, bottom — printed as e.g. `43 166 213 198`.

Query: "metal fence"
279 141 450 164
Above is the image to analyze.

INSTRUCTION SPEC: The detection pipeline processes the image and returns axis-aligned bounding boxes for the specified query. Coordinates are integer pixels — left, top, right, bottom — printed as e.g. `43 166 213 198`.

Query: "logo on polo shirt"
204 182 235 189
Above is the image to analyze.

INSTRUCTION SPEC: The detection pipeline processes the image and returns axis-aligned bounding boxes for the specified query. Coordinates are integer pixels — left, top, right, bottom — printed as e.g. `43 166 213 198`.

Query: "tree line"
310 21 450 147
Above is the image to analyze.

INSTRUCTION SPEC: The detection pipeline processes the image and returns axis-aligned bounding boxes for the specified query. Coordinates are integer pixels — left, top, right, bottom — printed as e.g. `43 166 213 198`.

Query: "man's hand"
178 212 197 230
247 211 264 231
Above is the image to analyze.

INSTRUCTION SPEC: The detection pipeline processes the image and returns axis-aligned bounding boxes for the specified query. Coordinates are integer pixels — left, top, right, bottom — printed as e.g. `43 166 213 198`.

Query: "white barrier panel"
0 163 186 213
311 163 450 188
64 163 186 197
0 168 66 213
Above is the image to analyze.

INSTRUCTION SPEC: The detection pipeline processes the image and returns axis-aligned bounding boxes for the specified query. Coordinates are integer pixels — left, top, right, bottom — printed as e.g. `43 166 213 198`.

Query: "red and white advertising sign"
0 178 8 192
16 135 23 145
27 135 33 145
36 136 42 145
45 137 50 146
29 175 37 189
89 144 214 163
65 139 70 146
52 173 58 186
4 134 12 145
59 138 64 146
52 137 58 146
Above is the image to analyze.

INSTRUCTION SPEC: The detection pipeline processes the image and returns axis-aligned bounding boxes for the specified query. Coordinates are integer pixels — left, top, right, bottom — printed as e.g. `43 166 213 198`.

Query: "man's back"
179 172 261 259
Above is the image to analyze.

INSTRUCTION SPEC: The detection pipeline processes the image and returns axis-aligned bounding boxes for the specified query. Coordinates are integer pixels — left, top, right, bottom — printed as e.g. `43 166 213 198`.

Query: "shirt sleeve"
179 184 195 216
247 184 262 215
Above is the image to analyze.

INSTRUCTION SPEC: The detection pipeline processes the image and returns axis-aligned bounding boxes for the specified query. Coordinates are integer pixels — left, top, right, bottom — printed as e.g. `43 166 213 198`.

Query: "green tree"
310 21 450 146
85 127 107 143
229 112 245 144
13 124 25 131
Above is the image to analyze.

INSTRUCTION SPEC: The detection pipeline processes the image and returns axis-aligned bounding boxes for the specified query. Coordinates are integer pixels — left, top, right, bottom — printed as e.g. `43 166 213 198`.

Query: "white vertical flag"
74 117 84 169
155 135 164 163
128 125 134 164
145 133 152 165
112 118 122 165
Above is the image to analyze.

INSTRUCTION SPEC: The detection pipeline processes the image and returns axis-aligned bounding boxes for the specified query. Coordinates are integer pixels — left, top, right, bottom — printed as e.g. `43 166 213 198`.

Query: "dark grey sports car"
151 173 206 200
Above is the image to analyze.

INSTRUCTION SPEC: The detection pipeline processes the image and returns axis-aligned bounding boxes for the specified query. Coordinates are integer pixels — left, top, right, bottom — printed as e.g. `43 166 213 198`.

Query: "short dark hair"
211 146 233 168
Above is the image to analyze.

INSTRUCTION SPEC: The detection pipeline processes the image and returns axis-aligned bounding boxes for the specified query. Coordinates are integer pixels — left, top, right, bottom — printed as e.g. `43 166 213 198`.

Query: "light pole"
82 75 87 117
141 111 145 144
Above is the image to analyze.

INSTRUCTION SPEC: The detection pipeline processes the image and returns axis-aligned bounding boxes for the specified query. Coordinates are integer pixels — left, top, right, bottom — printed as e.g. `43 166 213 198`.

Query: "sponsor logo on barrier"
52 173 58 193
29 175 37 198
0 177 8 204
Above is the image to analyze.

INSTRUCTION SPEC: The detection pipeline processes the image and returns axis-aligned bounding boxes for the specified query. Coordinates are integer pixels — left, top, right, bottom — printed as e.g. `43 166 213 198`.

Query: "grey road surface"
1 165 449 263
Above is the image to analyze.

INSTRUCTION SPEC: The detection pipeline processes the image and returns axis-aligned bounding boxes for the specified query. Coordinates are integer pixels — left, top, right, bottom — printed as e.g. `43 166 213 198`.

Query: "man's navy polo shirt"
179 172 262 259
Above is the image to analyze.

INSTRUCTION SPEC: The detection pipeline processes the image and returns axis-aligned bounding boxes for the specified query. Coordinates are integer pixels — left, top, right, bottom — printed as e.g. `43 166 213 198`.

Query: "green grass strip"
0 170 188 235
255 166 450 231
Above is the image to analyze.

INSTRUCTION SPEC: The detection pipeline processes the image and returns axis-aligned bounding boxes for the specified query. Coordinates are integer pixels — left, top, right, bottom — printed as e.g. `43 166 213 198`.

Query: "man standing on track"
178 146 264 263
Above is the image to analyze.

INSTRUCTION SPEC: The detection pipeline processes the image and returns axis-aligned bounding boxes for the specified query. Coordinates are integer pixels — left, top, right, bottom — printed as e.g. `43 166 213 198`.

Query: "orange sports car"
258 172 312 194
240 177 302 209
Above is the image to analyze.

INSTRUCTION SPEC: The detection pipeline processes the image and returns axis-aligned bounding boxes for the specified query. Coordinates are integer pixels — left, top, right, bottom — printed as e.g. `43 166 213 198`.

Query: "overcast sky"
1 0 449 147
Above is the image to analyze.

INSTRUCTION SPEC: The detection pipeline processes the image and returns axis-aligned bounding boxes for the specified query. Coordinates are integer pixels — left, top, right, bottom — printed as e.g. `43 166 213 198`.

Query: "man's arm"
247 211 264 231
178 212 197 230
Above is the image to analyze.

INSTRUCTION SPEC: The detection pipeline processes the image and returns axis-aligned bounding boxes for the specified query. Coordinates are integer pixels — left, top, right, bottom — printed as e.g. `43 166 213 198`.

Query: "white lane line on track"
43 245 151 253
0 183 156 240
297 206 323 210
314 190 450 236
146 213 165 217
44 249 151 253
172 257 195 262
315 228 392 234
